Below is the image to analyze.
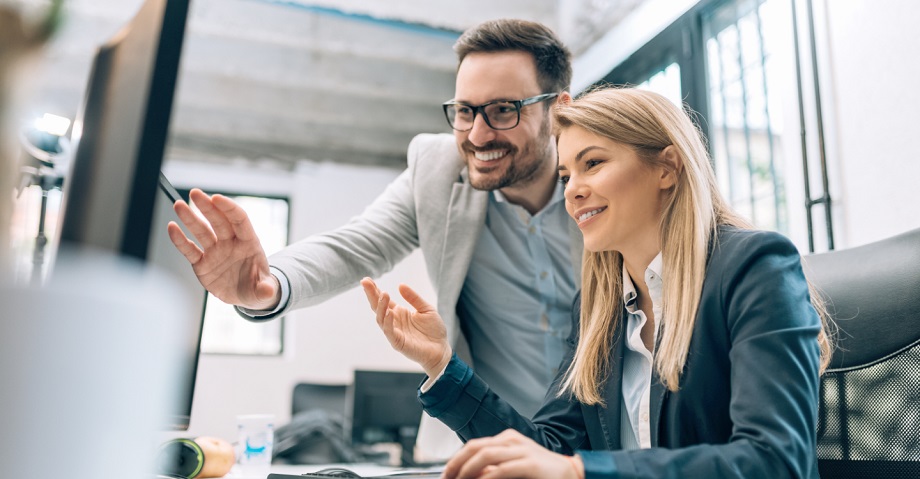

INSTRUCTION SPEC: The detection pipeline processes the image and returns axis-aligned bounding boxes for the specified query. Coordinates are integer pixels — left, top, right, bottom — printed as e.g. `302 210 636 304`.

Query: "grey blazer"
269 133 583 358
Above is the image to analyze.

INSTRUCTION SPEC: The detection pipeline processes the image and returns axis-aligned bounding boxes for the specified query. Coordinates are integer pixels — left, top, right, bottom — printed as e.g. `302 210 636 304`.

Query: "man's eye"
456 106 473 115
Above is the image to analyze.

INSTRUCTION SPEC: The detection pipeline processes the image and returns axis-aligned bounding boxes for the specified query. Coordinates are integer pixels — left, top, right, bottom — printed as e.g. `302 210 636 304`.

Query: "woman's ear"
658 145 683 190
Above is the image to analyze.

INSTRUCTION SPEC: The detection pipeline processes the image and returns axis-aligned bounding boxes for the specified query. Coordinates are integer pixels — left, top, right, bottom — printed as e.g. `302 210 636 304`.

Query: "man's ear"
659 145 683 190
557 91 573 106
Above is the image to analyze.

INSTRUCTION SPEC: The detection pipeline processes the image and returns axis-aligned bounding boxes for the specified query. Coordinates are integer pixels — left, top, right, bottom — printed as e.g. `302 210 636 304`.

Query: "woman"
360 87 832 479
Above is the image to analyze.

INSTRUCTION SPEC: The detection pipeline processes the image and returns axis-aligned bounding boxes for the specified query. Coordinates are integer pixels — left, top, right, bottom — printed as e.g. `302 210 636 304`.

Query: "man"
168 18 581 457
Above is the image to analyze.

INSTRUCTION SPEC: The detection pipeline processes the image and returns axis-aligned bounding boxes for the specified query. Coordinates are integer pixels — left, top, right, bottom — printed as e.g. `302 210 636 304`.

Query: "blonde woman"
361 87 830 479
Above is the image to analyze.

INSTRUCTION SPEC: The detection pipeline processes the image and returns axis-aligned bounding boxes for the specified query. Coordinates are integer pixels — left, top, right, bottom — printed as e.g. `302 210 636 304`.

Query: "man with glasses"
168 18 579 457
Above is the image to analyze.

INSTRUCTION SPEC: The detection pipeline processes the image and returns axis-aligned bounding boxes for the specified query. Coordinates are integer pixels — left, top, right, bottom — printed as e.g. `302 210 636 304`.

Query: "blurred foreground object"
0 0 64 273
156 436 234 478
16 112 71 284
195 436 236 478
0 248 194 479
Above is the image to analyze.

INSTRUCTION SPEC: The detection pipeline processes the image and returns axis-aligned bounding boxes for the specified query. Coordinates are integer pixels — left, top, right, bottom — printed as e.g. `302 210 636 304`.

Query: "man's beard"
462 117 552 192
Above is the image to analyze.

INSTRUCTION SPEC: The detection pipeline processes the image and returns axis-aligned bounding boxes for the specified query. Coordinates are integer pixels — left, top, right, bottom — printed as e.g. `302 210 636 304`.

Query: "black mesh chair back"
803 227 920 478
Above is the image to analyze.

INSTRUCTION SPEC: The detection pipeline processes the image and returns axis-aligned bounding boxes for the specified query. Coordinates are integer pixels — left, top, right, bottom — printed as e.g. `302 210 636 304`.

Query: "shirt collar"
492 181 565 209
621 252 664 309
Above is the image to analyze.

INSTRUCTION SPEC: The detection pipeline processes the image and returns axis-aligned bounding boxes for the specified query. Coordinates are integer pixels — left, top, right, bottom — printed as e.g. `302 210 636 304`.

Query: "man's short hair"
454 19 572 95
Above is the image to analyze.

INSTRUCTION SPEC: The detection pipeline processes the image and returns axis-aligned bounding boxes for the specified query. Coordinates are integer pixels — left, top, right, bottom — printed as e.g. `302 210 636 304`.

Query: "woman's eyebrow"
575 145 604 163
559 145 605 173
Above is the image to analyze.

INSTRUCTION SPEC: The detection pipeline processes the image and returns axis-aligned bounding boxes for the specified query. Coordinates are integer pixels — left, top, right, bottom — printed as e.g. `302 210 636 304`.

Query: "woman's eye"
559 176 570 186
585 159 602 169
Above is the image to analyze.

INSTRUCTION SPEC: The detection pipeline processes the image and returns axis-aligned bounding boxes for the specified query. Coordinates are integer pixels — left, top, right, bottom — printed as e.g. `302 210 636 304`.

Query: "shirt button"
540 271 548 279
640 412 649 422
528 226 536 234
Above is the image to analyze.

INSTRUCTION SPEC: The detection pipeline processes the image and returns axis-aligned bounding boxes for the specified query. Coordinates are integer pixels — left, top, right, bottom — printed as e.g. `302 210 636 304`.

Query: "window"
181 190 291 355
602 0 833 252
703 0 789 233
637 62 683 108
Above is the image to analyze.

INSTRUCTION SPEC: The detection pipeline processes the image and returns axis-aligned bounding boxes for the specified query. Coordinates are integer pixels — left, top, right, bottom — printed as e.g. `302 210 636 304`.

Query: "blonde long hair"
555 87 832 403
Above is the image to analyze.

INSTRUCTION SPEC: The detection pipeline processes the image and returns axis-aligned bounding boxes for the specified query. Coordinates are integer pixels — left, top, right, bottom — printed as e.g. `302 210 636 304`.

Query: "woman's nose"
564 177 588 201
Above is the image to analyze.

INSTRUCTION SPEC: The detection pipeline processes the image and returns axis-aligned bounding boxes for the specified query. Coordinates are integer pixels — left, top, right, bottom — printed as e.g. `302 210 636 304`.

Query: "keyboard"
268 468 442 478
269 474 442 479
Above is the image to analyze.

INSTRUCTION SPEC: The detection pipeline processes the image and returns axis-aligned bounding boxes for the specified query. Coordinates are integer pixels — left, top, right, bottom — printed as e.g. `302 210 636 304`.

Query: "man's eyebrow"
558 145 605 172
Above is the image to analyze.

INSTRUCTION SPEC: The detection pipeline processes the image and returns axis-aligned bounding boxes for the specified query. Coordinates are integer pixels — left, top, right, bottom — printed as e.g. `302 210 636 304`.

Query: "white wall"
163 158 433 441
818 0 920 247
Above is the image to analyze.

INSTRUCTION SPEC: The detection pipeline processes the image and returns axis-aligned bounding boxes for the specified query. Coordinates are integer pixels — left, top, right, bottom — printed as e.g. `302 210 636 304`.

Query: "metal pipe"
791 0 815 252
806 0 835 250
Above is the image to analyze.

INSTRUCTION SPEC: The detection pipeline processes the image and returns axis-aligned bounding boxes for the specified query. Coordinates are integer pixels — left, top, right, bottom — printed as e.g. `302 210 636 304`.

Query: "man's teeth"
475 150 507 162
578 208 606 222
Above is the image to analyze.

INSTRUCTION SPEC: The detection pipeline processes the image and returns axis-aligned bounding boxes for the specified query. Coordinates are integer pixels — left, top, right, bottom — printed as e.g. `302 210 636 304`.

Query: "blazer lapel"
436 177 487 346
567 218 584 288
596 313 628 450
649 371 668 447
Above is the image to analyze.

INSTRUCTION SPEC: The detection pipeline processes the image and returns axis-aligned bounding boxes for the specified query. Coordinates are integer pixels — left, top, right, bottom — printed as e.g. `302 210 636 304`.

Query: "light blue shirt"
456 183 577 417
619 253 663 449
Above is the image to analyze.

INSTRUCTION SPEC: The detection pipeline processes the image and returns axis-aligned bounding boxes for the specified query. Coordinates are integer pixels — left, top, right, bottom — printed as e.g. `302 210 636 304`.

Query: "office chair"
274 383 353 464
803 227 920 478
292 383 348 417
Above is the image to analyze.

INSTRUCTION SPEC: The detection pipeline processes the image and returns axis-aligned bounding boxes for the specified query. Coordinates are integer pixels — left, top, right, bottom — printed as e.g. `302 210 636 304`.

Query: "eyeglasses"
442 93 559 132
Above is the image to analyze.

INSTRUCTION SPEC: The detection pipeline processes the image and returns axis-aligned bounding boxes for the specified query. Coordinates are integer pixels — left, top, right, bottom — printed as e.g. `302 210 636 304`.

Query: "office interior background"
6 0 920 443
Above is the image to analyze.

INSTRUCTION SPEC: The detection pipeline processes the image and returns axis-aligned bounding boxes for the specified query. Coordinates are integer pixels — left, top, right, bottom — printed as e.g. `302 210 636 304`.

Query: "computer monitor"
349 370 427 466
152 173 208 429
54 0 204 430
58 0 188 261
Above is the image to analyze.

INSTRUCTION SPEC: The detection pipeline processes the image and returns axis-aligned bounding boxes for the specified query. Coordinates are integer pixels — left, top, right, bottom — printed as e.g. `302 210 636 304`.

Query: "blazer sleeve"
266 137 430 313
585 231 822 479
419 292 592 454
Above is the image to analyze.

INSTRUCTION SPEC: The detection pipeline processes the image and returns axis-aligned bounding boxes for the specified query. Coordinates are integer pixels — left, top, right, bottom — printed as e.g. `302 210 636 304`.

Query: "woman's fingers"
454 445 523 479
376 291 391 330
444 431 531 479
476 457 535 479
398 283 435 313
444 436 497 478
360 277 380 311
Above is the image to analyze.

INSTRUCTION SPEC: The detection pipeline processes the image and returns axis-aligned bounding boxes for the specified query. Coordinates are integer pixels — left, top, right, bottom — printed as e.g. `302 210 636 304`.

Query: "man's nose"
466 112 497 146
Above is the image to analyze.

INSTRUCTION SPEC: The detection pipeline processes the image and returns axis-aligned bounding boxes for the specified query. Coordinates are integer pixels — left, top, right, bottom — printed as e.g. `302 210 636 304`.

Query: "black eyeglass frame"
442 93 559 131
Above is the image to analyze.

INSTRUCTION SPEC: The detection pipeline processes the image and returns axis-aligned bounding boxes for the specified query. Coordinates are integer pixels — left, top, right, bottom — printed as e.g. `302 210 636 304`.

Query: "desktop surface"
263 463 442 479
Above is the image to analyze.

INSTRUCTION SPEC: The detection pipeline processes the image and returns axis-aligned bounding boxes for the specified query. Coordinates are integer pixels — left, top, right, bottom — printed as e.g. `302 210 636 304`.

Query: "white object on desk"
236 414 275 478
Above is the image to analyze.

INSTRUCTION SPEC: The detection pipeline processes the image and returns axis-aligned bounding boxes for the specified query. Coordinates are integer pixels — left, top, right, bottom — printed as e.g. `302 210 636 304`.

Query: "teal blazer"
420 227 822 479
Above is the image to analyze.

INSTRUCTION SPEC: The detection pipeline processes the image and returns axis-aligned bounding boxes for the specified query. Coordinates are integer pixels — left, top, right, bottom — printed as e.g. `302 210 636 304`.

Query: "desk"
225 463 442 478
